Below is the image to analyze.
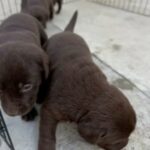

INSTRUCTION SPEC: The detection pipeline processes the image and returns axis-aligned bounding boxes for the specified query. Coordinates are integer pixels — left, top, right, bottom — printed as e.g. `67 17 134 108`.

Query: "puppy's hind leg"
22 107 38 121
36 19 48 47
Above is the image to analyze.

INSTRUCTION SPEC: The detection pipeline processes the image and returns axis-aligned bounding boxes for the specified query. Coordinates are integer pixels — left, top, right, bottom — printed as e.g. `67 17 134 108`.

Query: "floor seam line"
92 53 150 99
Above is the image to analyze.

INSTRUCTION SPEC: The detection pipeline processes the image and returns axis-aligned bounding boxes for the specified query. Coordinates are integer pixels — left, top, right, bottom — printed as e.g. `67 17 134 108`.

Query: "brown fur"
38 12 136 150
0 13 49 121
21 0 63 27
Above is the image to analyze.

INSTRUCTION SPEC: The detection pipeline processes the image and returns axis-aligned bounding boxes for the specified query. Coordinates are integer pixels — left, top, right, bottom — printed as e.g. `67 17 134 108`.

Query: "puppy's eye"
99 128 107 138
21 84 33 93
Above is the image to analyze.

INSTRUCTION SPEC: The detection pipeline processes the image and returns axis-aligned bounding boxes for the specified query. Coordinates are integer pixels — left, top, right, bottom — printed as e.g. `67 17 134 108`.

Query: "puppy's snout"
4 106 19 116
4 104 25 116
17 103 23 109
1 98 26 116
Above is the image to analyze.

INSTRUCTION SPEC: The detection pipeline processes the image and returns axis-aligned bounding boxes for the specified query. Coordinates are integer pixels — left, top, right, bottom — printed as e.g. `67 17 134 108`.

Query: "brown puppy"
0 13 49 121
38 11 136 150
21 0 63 28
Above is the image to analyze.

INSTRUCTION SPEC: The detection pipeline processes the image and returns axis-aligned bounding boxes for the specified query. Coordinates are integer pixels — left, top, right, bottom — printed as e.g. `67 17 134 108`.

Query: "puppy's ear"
96 128 107 144
97 128 107 140
40 52 49 79
35 18 48 46
99 128 107 138
35 50 49 79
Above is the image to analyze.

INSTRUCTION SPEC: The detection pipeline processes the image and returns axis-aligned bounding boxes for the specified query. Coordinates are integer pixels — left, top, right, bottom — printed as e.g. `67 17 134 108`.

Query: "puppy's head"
96 86 136 150
26 6 49 28
0 42 49 116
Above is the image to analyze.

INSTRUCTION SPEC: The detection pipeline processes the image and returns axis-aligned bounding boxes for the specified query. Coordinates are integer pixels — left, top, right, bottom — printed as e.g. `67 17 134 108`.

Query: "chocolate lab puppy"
38 11 136 150
0 13 49 121
21 0 63 27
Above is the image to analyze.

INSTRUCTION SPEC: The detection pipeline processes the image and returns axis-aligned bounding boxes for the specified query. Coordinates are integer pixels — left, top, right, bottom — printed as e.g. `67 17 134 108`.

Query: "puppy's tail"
64 10 78 32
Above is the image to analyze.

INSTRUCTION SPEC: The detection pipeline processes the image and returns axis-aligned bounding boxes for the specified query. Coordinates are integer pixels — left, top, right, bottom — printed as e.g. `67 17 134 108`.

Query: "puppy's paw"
22 107 38 121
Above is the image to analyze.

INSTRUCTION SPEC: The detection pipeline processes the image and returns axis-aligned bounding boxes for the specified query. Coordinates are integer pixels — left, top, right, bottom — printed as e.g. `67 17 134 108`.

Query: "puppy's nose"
17 103 22 109
5 109 19 116
6 104 22 116
8 112 18 116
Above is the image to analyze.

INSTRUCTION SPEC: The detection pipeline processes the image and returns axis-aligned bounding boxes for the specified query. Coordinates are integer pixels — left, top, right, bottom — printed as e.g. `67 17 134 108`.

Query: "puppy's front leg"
38 106 57 150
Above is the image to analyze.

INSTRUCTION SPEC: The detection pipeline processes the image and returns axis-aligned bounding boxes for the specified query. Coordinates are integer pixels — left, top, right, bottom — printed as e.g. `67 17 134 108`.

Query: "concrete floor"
0 0 150 150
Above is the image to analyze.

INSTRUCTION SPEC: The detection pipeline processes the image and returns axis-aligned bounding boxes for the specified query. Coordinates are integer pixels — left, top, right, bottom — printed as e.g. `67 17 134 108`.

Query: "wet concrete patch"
109 38 114 42
112 44 122 51
112 78 135 90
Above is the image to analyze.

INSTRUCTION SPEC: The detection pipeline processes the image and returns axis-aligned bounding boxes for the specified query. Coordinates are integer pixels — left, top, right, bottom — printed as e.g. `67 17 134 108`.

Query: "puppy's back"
45 11 86 65
0 13 39 34
46 32 91 65
0 13 47 46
